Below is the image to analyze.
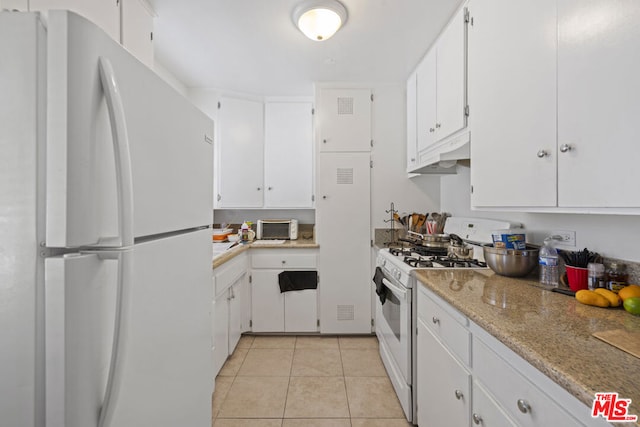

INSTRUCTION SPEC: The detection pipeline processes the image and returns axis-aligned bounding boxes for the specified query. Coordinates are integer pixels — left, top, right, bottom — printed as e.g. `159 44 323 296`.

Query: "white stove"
374 217 520 424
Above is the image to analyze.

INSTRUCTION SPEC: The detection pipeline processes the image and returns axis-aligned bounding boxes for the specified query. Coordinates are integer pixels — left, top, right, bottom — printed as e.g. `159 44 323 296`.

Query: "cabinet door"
284 290 317 333
417 320 470 427
468 0 557 207
318 88 371 152
250 270 284 332
264 102 314 208
217 97 264 207
436 6 467 141
121 0 154 68
317 153 371 333
228 273 248 355
416 49 437 153
1 0 28 10
212 292 229 376
557 0 640 207
406 71 418 172
30 0 120 41
472 381 517 427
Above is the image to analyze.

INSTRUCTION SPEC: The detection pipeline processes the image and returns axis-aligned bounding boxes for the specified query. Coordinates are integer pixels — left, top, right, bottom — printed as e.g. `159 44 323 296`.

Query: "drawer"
417 285 470 366
473 336 582 427
214 253 248 297
251 252 317 269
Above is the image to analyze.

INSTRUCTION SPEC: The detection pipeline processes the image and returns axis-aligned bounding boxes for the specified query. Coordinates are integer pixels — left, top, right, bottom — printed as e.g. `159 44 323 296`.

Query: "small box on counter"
492 230 526 250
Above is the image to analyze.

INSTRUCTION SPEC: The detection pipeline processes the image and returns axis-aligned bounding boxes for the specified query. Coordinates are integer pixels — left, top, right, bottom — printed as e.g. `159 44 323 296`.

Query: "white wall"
441 164 640 262
370 84 440 229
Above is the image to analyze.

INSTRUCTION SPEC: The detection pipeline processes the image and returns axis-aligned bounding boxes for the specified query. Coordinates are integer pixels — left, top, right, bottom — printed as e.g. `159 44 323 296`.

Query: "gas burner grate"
390 247 413 257
403 256 434 268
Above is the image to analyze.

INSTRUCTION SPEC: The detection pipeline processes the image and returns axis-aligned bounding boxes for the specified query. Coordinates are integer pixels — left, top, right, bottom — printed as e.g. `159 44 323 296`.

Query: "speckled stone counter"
212 238 318 269
415 269 640 424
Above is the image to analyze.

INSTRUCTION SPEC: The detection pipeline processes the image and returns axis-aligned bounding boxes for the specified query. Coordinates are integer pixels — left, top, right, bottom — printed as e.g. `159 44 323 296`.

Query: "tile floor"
212 335 412 426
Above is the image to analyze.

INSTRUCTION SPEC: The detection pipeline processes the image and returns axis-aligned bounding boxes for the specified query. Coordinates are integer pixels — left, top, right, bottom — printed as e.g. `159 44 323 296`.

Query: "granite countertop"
212 238 318 269
414 269 640 424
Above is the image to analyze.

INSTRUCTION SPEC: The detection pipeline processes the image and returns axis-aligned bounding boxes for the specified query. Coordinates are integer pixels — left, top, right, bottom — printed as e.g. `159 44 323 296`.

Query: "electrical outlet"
551 230 576 248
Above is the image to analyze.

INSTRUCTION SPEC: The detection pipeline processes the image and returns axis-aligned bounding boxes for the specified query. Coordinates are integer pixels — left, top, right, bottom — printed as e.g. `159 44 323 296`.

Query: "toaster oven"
256 219 298 240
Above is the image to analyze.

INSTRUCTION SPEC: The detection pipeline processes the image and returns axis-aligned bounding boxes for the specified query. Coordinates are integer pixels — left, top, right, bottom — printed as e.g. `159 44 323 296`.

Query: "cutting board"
593 329 640 359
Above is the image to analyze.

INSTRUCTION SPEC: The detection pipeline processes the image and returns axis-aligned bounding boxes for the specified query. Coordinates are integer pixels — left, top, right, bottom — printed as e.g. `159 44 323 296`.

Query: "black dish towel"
278 271 318 293
373 267 387 305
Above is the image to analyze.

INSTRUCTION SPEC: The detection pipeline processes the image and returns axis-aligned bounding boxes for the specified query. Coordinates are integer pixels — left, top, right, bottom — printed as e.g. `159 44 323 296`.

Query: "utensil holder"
566 266 589 291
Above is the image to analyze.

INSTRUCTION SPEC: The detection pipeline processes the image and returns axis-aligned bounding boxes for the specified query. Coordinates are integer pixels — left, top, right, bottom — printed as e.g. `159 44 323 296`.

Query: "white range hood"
410 130 470 175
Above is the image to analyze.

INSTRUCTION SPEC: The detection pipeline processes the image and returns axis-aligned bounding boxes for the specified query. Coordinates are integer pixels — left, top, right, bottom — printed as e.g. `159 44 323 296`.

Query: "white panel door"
317 153 371 333
251 270 285 332
318 88 372 152
557 0 640 207
30 0 120 41
111 229 213 427
285 290 317 333
121 0 154 68
212 293 229 376
437 6 467 141
46 11 213 247
217 96 264 207
264 101 314 207
228 274 248 354
416 49 437 153
468 0 557 207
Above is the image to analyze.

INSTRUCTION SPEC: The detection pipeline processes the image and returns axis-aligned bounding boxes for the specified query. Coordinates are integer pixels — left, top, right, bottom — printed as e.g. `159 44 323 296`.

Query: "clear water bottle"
539 237 559 286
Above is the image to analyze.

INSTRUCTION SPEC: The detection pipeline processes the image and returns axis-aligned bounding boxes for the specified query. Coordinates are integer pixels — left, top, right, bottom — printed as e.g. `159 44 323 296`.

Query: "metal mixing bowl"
482 244 539 277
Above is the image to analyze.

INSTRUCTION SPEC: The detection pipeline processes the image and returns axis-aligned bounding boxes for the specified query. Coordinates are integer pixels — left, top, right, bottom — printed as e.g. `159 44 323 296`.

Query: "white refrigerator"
0 10 214 427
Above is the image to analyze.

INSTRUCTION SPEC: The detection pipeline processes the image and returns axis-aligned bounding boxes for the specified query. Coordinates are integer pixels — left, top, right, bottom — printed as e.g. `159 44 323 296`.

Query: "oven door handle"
382 277 407 301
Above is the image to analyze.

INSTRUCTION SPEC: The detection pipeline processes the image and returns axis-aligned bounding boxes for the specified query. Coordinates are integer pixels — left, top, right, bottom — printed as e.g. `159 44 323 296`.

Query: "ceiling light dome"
292 0 348 41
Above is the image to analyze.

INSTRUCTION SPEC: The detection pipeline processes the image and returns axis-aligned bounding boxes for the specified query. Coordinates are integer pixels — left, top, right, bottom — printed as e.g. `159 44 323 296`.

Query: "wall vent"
336 168 353 185
337 304 355 321
337 97 354 115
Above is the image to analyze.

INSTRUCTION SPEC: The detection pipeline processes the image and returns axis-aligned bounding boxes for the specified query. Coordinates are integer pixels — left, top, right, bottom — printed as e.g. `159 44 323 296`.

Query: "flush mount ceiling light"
292 0 348 41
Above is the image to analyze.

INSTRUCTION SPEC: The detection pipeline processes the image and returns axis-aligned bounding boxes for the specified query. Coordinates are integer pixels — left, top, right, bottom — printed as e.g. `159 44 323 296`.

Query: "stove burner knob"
395 270 402 281
381 259 386 268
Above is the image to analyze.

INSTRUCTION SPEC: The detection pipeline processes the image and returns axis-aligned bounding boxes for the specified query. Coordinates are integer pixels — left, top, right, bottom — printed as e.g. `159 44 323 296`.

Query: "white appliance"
0 11 214 427
375 217 520 424
256 219 298 240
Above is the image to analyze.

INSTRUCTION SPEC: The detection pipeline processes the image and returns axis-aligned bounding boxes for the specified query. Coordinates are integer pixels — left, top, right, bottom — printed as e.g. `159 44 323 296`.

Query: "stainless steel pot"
406 231 451 249
447 234 473 259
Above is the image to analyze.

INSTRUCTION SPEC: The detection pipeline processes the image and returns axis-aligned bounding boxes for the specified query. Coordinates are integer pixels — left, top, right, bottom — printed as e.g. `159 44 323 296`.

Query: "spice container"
606 262 628 293
587 263 605 290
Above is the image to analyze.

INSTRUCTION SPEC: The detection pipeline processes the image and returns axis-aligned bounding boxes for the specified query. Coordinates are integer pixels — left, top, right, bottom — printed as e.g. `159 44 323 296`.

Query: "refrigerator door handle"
94 248 133 427
97 56 134 248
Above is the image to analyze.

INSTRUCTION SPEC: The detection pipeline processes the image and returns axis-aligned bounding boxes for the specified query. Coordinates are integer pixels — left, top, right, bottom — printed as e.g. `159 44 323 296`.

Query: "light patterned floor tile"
338 335 379 349
218 347 249 377
345 377 405 418
213 418 282 426
284 376 350 418
350 419 412 426
236 335 255 349
291 348 343 377
282 419 351 426
295 336 339 349
218 376 289 419
212 376 234 418
238 348 294 376
340 349 386 376
251 335 297 349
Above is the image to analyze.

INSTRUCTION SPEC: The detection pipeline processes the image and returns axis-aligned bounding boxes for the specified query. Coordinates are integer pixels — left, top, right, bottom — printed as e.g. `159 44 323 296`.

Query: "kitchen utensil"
483 244 539 277
560 248 601 268
448 234 473 259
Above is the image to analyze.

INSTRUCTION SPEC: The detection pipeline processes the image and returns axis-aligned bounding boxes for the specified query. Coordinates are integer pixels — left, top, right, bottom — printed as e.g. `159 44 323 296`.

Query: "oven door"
375 274 411 383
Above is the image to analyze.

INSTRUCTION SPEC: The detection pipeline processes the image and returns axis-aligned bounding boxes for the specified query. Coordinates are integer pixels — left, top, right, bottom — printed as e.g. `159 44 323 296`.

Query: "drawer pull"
472 413 482 425
432 316 440 324
454 389 463 400
517 399 531 414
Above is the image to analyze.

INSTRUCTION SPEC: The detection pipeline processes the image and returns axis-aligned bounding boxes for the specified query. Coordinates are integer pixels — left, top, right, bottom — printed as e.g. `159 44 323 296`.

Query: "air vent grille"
337 305 355 321
337 97 354 115
336 168 353 185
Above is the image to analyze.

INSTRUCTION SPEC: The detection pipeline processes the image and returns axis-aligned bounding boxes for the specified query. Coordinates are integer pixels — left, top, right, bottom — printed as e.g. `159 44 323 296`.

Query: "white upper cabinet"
1 0 28 11
29 0 121 42
318 88 372 152
121 0 154 68
468 0 557 207
216 96 265 208
557 0 640 208
264 101 314 208
469 0 640 211
408 5 469 173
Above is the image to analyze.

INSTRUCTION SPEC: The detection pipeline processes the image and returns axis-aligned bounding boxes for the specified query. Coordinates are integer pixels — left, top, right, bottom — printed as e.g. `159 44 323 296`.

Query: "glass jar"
587 263 606 290
606 262 628 293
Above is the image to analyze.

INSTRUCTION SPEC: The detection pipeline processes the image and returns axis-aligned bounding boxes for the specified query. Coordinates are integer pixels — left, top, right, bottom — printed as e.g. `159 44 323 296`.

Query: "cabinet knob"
454 389 463 400
323 139 327 144
435 123 441 129
410 158 416 162
559 144 572 153
472 413 483 425
517 399 531 414
268 186 273 190
432 316 440 324
257 187 262 191
429 128 435 133
322 195 327 199
536 150 548 158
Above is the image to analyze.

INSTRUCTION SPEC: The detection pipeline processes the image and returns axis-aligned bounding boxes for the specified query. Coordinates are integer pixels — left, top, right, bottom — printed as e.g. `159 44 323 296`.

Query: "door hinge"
470 185 474 194
370 139 374 147
465 105 470 117
217 101 221 109
464 8 470 23
370 160 373 168
317 319 320 327
217 194 221 202
370 93 374 102
249 275 252 284
312 108 315 115
312 195 315 202
371 239 374 247
249 319 253 327
371 318 375 327
150 32 153 41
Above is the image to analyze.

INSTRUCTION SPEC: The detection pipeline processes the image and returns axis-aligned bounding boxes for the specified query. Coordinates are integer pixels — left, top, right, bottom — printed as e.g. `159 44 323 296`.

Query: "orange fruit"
618 285 640 301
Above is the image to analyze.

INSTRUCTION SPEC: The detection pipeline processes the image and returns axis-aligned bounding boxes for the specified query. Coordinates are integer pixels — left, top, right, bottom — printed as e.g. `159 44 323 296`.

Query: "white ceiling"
147 0 464 96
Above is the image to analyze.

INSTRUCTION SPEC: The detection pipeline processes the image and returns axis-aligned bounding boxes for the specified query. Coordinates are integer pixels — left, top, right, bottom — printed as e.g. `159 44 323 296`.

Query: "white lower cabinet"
416 284 606 427
250 249 318 333
212 252 250 376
